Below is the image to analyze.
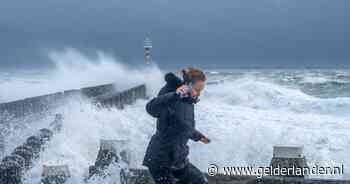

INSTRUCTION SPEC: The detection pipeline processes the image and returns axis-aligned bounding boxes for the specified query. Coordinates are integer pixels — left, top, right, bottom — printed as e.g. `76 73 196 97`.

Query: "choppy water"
1 49 350 183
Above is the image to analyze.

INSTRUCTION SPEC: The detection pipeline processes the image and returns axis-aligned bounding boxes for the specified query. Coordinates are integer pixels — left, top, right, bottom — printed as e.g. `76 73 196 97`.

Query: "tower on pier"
144 37 152 64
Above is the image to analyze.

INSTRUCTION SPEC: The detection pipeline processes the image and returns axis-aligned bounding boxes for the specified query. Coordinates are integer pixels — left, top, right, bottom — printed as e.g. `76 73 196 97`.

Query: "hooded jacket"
142 73 205 169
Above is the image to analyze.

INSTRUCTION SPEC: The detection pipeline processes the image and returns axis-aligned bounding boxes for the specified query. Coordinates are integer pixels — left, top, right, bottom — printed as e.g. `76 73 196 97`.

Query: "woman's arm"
172 101 208 142
145 92 179 118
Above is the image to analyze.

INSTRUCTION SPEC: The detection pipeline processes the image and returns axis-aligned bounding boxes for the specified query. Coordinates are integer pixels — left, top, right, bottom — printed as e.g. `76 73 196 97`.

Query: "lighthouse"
144 37 152 64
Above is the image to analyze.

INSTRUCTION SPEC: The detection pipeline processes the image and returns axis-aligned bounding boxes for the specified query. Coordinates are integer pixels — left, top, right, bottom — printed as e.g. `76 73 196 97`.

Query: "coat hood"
164 72 183 88
157 73 183 96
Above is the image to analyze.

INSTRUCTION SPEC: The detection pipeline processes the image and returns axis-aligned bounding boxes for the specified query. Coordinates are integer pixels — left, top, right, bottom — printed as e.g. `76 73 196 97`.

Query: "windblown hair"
182 68 206 84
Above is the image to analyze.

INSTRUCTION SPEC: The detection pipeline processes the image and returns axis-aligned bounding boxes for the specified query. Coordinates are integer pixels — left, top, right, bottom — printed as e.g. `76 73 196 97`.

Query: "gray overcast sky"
0 0 349 69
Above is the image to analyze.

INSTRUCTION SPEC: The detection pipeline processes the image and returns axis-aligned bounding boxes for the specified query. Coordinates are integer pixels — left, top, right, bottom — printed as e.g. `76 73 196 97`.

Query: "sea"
0 49 349 183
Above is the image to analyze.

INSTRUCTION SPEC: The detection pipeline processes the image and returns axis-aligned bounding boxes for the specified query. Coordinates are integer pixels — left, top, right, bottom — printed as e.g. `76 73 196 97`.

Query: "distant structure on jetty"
144 37 152 64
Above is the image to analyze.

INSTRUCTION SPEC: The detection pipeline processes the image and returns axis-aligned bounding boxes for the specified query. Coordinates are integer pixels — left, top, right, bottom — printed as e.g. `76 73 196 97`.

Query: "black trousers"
148 163 208 184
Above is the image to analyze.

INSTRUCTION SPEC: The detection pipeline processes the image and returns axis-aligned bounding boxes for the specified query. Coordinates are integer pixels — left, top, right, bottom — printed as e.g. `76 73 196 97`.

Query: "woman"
143 68 210 184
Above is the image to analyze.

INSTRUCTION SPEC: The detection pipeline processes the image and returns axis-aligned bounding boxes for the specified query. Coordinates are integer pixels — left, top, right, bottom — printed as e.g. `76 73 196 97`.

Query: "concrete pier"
0 83 146 118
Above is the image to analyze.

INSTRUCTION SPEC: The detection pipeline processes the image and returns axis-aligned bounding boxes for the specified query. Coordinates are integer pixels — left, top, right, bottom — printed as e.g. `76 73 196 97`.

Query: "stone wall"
93 84 146 109
0 84 146 118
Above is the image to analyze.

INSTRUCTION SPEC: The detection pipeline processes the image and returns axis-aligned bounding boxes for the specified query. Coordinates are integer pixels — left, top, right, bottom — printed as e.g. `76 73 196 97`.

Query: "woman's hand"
176 85 190 97
200 136 211 144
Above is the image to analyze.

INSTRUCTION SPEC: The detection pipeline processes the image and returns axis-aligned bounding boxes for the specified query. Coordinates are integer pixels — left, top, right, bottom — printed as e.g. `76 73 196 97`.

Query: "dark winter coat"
142 73 205 169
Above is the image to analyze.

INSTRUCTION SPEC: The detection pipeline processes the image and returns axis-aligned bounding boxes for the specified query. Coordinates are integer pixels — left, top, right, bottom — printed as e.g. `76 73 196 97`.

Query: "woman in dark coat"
143 68 210 184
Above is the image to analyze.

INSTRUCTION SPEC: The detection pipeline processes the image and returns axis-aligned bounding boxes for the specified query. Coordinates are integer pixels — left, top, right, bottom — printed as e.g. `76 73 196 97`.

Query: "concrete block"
273 145 303 158
38 128 54 143
88 139 131 179
49 114 63 132
120 168 154 184
99 139 130 164
0 161 23 184
1 155 26 171
270 145 308 177
12 145 35 169
41 165 70 184
25 136 43 156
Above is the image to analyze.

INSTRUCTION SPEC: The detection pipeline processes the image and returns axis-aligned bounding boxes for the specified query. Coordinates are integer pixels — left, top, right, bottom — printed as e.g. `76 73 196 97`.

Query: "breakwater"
0 84 146 118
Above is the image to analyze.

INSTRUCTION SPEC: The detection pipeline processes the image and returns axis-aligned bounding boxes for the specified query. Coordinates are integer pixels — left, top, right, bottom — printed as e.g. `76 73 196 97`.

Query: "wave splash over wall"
1 56 349 182
0 48 163 103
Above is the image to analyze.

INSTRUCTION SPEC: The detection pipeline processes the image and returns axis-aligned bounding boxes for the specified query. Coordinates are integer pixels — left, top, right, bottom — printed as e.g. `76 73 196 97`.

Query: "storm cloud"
0 0 349 68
